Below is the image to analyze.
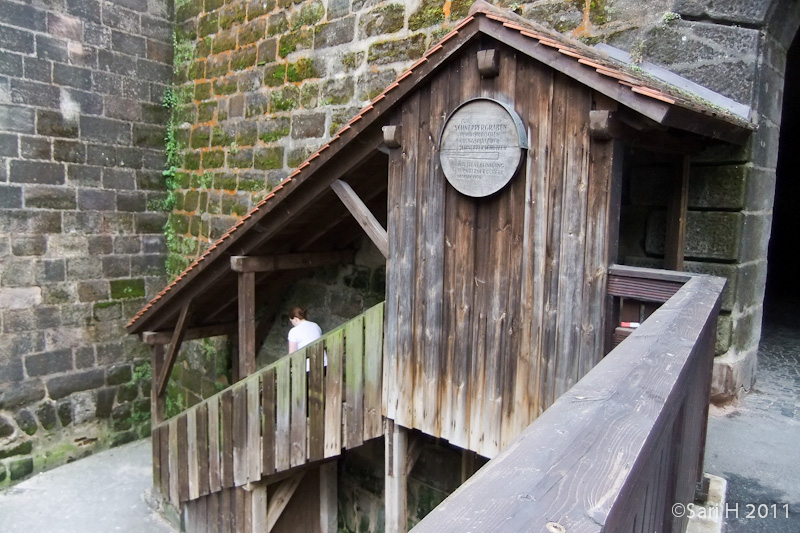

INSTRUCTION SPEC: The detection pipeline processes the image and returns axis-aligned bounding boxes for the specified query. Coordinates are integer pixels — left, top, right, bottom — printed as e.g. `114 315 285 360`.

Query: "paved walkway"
0 438 174 533
704 302 800 532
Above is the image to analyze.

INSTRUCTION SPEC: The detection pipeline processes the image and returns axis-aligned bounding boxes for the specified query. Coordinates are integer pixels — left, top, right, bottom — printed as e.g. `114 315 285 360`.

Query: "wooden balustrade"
151 302 385 510
411 272 725 532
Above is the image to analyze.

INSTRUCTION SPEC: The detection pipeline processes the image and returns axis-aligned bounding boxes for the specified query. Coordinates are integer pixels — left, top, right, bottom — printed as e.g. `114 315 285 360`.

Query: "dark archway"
765 29 800 318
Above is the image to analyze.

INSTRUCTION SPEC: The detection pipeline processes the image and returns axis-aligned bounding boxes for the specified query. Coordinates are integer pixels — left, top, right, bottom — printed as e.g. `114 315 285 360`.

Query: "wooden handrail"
411 274 725 532
151 302 386 508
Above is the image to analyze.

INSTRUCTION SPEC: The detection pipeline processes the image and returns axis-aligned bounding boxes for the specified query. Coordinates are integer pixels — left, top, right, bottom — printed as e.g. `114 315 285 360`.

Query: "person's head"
288 306 307 327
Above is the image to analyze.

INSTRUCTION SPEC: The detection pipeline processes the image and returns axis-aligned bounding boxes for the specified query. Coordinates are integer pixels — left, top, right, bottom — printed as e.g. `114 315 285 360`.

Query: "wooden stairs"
151 302 385 532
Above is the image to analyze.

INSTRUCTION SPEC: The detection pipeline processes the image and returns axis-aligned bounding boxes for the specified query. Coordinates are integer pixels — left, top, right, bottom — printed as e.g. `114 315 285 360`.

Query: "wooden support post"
330 179 390 258
320 461 338 533
238 271 256 379
385 421 408 533
251 482 268 532
267 471 306 532
665 155 690 271
157 301 193 397
151 344 165 425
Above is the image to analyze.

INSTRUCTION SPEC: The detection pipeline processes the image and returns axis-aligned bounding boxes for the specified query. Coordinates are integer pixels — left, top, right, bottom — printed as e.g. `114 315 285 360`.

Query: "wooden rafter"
157 301 193 397
230 250 356 273
331 179 389 258
141 322 236 345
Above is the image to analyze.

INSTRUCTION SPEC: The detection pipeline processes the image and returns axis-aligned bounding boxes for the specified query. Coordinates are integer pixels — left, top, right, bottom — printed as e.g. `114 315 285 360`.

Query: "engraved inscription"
439 99 525 197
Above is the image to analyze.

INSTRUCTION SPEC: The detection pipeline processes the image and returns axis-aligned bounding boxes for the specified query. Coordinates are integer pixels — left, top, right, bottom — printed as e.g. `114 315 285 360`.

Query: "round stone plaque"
439 98 527 198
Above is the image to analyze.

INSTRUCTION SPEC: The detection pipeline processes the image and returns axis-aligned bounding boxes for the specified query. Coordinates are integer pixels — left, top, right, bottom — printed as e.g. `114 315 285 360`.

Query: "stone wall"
0 0 173 485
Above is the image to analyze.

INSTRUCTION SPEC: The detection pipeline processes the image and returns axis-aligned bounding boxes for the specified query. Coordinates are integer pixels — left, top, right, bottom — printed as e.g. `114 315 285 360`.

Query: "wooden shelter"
127 2 752 531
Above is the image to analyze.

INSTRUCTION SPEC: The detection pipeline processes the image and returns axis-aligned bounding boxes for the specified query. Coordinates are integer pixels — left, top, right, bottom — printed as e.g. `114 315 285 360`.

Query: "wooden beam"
238 271 256 379
664 155 690 271
330 179 389 258
405 433 423 478
251 483 267 532
477 48 499 77
141 322 236 345
151 344 165 425
230 250 356 273
267 471 306 532
157 301 193 397
385 421 408 533
319 461 338 533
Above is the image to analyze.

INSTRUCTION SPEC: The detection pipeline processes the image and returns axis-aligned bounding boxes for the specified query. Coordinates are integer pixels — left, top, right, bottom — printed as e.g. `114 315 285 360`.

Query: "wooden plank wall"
385 41 620 458
153 303 385 531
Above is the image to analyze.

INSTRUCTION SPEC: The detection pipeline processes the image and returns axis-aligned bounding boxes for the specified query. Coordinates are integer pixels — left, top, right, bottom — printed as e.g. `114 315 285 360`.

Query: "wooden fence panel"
344 315 365 449
363 303 384 441
324 329 344 457
207 395 221 493
233 384 248 486
261 366 276 475
188 407 199 500
220 390 234 488
290 349 307 467
197 403 209 497
308 341 325 461
275 357 291 471
178 414 189 503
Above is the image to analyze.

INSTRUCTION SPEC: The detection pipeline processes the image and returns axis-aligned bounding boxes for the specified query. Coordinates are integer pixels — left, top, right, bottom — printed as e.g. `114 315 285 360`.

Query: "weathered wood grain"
207 395 221 493
238 272 256 379
290 349 307 467
247 376 261 482
178 414 189 502
197 403 209 497
324 328 344 457
267 472 306 532
344 316 364 449
233 384 248 486
410 274 725 533
188 407 199 500
363 303 383 441
308 341 325 461
220 390 234 488
261 366 276 475
275 358 291 471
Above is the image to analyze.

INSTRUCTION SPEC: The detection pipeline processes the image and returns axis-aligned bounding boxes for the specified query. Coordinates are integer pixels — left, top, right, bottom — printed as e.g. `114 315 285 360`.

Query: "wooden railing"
151 302 385 508
411 271 725 532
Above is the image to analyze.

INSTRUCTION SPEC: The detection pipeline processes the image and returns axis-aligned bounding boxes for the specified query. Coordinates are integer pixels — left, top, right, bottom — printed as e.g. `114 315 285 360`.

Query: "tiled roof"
126 2 753 332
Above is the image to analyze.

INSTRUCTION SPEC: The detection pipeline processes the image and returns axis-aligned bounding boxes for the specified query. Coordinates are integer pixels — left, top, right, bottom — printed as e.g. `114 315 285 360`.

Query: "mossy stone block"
212 126 235 146
197 101 217 122
264 63 287 86
228 148 254 168
237 122 258 146
184 190 200 211
0 440 32 460
450 0 475 18
247 0 274 20
9 458 33 481
191 126 211 148
239 19 266 46
314 15 355 49
268 12 288 36
257 39 277 65
259 117 290 143
360 4 405 38
206 55 230 78
292 0 324 27
286 57 319 82
322 76 354 105
198 12 219 37
0 416 13 438
278 29 313 58
57 400 72 427
110 279 146 300
408 0 444 30
213 77 238 96
107 364 132 386
117 383 138 402
368 33 427 65
220 3 246 30
203 150 225 168
301 82 319 108
183 152 200 171
14 410 37 436
254 147 284 170
214 173 238 191
35 402 57 430
195 36 213 59
287 146 313 168
195 82 212 100
238 177 266 191
231 45 257 71
270 85 300 112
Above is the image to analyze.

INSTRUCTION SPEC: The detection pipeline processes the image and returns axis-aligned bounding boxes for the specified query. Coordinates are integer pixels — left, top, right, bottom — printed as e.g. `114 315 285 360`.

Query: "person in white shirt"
287 306 322 354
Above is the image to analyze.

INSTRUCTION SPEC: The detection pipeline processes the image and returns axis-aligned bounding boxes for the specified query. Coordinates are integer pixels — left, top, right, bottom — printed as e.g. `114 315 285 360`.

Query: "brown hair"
288 306 307 320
